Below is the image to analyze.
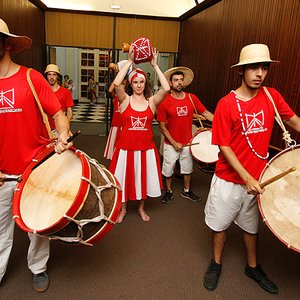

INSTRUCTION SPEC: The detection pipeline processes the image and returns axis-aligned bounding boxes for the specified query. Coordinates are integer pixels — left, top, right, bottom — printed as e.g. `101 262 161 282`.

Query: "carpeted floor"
1 134 300 299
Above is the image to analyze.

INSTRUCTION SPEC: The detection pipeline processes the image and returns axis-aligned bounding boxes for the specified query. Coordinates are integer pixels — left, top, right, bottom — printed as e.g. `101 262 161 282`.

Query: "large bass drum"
12 146 122 246
258 145 300 252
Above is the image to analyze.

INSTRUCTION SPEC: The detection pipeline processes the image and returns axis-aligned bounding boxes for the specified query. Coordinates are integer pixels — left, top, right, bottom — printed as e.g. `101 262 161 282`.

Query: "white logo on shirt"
0 88 22 113
176 106 188 116
0 89 15 108
129 116 148 131
244 110 267 134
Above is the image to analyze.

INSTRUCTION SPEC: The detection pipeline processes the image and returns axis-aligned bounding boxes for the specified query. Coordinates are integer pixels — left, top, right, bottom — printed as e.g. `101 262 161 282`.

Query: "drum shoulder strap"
188 93 204 128
263 86 292 147
26 68 55 140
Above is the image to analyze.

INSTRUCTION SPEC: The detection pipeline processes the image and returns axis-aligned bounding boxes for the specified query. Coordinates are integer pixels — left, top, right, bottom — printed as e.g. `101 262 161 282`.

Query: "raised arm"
114 48 134 103
150 49 170 107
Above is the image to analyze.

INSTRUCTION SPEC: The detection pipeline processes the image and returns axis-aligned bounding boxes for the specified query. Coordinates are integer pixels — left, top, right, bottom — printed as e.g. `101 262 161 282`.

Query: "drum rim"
257 144 300 253
190 129 219 164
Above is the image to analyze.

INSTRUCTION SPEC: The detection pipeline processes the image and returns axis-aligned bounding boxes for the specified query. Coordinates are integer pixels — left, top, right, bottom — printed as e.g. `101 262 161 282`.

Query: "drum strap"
263 87 295 147
188 93 204 128
26 68 55 140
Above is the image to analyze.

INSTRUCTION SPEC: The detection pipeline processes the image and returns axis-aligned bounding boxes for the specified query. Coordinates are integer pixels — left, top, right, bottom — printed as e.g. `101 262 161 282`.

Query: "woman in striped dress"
109 46 170 223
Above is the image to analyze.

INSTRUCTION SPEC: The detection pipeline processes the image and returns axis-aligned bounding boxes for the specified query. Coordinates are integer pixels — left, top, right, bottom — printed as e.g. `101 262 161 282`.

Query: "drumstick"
32 130 82 171
182 142 200 148
0 176 23 183
259 167 296 188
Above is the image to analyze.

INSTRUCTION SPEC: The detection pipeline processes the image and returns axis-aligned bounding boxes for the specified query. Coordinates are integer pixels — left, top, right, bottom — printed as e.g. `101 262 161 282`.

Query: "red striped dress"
109 100 162 202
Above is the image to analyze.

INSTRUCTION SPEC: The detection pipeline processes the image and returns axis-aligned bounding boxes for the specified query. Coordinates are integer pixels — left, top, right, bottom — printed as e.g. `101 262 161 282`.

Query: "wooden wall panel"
0 0 45 72
45 12 179 53
179 0 300 148
45 12 114 49
116 18 179 52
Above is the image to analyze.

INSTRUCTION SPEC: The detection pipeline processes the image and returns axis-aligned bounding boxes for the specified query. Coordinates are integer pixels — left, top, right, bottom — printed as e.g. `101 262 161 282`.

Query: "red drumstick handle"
259 167 296 188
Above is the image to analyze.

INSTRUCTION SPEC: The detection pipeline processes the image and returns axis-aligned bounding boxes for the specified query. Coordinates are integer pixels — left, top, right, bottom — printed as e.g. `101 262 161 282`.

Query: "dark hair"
170 71 184 82
0 33 8 41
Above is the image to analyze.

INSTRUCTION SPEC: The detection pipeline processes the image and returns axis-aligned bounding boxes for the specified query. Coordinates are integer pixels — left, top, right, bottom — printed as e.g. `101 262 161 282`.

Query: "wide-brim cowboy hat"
0 19 32 53
231 43 279 68
44 64 61 75
164 66 194 87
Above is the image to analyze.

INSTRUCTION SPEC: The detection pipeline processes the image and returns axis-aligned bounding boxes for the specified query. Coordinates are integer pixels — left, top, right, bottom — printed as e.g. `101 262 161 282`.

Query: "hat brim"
164 67 194 87
231 59 280 68
5 34 32 53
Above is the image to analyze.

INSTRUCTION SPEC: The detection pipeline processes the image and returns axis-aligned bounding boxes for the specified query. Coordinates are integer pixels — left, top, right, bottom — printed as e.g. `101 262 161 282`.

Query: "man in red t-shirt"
203 44 300 294
0 19 73 293
157 67 214 204
45 64 74 131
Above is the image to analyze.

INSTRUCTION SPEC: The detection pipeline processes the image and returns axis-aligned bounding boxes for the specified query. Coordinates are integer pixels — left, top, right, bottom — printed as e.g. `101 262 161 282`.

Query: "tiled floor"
72 102 109 123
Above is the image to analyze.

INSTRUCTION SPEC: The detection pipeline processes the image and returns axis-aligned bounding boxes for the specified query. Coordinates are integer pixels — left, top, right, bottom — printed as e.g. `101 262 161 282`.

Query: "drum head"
258 146 300 252
20 150 83 231
190 130 219 163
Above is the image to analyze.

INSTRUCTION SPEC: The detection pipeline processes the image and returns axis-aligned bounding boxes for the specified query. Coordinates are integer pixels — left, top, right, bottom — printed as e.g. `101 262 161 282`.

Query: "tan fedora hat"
164 66 194 87
0 19 32 53
231 43 279 68
44 64 61 75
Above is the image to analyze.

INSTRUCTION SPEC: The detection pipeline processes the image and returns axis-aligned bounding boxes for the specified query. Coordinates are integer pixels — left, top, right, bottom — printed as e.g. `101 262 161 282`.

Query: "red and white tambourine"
122 37 153 64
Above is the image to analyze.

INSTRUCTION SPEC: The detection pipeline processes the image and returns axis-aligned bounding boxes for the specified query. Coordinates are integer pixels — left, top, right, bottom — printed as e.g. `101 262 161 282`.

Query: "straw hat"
44 64 61 75
231 44 279 68
0 19 32 53
164 67 194 87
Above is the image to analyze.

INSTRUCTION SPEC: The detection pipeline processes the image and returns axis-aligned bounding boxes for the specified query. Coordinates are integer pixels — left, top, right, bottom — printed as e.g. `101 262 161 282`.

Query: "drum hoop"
257 144 300 252
190 130 219 164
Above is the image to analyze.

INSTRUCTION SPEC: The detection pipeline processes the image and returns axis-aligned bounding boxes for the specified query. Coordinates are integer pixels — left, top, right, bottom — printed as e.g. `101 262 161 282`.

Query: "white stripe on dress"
114 149 127 202
146 149 161 197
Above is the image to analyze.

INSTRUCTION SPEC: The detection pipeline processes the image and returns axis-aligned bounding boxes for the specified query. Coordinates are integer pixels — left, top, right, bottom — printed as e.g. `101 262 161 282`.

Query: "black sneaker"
161 190 173 204
181 189 200 202
32 272 49 293
204 260 222 291
244 264 278 294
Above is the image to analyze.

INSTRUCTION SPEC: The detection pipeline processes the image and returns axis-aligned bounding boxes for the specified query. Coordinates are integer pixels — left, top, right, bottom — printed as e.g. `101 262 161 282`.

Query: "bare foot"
138 209 150 222
117 210 126 223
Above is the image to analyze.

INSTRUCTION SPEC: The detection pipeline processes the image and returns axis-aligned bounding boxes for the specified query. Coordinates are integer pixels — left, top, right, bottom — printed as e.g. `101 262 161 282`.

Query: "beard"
173 85 183 92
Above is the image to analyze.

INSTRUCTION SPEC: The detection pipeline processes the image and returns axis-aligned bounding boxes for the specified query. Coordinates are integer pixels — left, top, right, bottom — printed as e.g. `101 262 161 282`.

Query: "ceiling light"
111 5 121 9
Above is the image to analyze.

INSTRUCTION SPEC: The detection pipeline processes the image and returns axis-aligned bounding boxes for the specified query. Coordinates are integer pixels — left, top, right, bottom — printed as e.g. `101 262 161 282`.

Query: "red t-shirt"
212 87 295 184
156 92 206 145
0 66 61 174
49 86 74 130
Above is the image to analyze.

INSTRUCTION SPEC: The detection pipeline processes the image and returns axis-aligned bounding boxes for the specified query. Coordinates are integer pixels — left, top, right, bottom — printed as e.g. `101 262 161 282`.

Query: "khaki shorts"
162 143 193 177
204 174 259 234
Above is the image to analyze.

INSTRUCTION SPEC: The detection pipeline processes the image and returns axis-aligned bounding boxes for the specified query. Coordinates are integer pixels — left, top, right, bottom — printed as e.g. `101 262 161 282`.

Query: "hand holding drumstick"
259 167 296 189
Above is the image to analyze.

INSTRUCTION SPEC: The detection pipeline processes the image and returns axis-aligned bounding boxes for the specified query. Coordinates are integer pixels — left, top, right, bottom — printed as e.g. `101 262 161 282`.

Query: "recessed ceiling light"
111 5 121 9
